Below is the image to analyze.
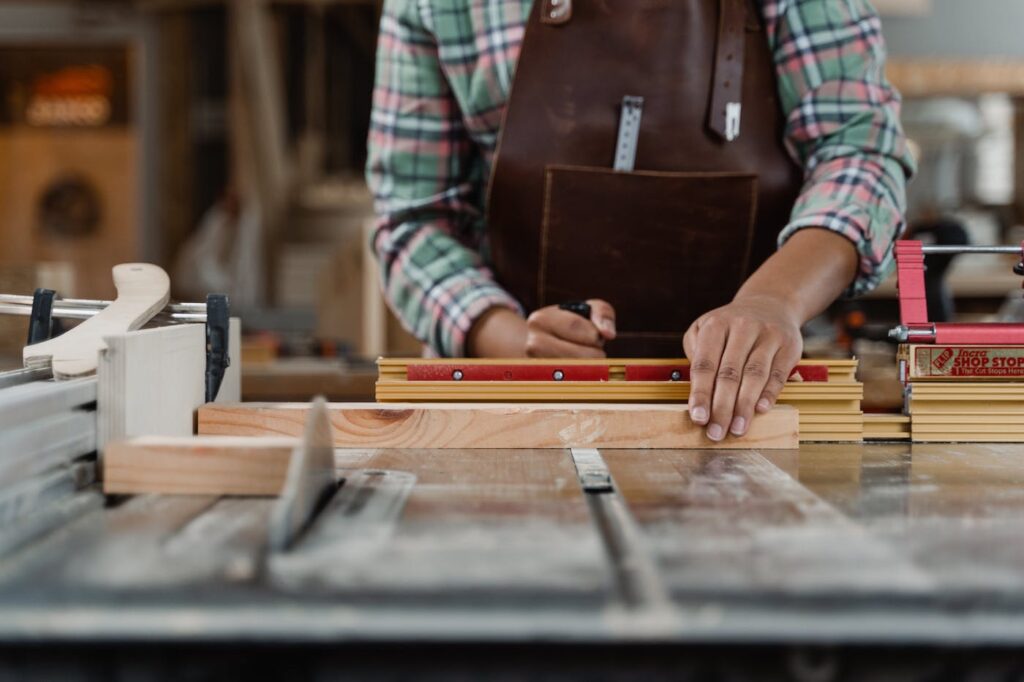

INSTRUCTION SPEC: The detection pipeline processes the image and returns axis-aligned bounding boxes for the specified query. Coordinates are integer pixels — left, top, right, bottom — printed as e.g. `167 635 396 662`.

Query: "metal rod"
920 246 1023 255
0 367 52 390
0 295 206 313
0 303 205 323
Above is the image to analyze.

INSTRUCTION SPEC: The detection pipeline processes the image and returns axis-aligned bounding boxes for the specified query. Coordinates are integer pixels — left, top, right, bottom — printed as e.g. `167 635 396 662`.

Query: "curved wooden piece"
23 264 171 379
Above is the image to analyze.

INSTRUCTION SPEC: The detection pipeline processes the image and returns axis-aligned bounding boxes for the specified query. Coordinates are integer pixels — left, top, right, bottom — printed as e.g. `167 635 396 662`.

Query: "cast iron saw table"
0 441 1023 678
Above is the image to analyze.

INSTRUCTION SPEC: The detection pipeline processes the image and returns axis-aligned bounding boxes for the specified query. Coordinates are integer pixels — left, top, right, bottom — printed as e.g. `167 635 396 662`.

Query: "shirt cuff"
433 279 524 358
778 205 898 299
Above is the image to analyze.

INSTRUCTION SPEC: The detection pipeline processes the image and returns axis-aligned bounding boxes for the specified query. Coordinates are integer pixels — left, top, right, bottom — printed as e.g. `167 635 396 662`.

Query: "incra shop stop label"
911 346 1024 378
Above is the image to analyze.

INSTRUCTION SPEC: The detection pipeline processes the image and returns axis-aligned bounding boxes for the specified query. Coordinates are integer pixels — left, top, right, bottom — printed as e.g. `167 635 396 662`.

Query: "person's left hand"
683 294 803 442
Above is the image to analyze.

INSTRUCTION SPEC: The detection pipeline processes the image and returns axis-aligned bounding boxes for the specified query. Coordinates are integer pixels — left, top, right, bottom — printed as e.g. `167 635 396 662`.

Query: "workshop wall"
1 0 1023 376
883 0 1024 57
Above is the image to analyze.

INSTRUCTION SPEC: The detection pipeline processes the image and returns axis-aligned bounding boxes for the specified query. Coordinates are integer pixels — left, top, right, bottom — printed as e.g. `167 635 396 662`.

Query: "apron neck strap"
708 0 748 142
536 0 748 142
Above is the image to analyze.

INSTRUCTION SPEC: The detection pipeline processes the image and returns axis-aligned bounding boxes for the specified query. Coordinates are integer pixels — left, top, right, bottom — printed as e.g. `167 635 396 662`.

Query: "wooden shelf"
862 256 1023 299
887 58 1024 97
242 359 377 402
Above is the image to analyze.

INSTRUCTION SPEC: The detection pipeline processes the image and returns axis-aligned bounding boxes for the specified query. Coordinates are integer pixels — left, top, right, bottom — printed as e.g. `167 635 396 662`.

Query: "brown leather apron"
486 0 803 357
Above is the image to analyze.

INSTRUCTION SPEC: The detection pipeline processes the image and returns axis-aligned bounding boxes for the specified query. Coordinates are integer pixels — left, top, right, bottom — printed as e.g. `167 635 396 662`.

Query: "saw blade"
267 396 337 552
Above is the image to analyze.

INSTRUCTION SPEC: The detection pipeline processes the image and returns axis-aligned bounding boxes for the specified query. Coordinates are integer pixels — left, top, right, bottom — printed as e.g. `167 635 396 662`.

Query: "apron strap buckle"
541 0 572 26
708 0 747 142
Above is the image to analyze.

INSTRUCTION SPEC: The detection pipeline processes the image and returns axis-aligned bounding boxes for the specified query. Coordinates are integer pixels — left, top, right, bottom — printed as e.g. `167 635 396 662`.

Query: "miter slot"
570 448 674 613
569 448 614 493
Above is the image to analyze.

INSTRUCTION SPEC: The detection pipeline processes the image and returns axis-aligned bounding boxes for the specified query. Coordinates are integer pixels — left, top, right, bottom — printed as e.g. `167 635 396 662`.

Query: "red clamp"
408 364 609 382
891 239 1024 344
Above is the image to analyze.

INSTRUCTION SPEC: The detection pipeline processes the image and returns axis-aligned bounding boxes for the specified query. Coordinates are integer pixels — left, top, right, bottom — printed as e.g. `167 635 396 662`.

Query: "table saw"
2 259 1024 679
2 439 1024 677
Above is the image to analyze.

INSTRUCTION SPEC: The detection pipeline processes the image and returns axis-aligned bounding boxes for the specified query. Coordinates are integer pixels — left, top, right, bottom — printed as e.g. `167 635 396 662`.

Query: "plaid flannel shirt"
367 0 916 357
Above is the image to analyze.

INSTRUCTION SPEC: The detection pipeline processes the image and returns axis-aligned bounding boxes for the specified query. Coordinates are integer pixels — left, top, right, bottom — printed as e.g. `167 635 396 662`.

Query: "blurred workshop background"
0 0 1022 405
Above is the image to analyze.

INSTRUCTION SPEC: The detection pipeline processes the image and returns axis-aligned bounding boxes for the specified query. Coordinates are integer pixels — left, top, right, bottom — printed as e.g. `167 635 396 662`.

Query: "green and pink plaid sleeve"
366 0 916 357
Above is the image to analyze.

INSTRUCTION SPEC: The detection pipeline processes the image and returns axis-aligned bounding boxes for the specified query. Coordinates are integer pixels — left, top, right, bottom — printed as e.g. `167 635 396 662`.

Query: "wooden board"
198 402 800 449
887 58 1024 98
863 414 912 441
375 381 861 443
908 382 1024 441
23 263 170 379
103 436 296 496
375 357 862 443
241 359 376 402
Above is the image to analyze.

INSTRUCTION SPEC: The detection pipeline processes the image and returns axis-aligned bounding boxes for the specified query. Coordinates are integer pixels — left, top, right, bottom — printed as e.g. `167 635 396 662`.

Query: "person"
366 0 915 442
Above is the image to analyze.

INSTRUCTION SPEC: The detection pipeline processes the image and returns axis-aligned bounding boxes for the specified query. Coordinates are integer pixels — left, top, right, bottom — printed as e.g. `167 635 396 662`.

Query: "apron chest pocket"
539 165 759 354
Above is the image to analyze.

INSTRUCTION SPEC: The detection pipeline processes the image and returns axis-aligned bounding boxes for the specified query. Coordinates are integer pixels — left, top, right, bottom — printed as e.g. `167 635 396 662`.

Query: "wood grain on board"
198 402 800 449
374 358 861 442
103 435 297 496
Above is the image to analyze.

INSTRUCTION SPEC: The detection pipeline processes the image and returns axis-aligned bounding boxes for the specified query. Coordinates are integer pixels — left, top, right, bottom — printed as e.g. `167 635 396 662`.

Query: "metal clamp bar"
888 324 936 344
920 245 1023 255
0 301 205 323
0 367 53 390
0 294 206 315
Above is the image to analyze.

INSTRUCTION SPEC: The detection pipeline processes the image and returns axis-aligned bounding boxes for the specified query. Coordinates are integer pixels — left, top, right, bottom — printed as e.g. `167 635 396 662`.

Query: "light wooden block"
198 402 800 449
104 435 296 495
98 324 206 450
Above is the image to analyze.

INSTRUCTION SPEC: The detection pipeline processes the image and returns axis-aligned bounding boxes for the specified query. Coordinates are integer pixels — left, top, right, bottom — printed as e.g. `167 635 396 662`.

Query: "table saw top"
1 443 1023 647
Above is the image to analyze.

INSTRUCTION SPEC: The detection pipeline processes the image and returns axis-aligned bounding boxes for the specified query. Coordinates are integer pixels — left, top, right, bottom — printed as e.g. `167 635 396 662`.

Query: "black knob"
558 301 592 319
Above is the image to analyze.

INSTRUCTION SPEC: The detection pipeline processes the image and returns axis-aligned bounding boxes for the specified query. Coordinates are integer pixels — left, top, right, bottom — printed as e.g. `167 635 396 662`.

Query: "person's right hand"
525 299 617 358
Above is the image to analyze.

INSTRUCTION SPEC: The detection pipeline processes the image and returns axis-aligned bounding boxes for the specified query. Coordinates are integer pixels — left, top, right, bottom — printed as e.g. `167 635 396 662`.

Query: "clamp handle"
205 294 231 402
26 288 62 345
